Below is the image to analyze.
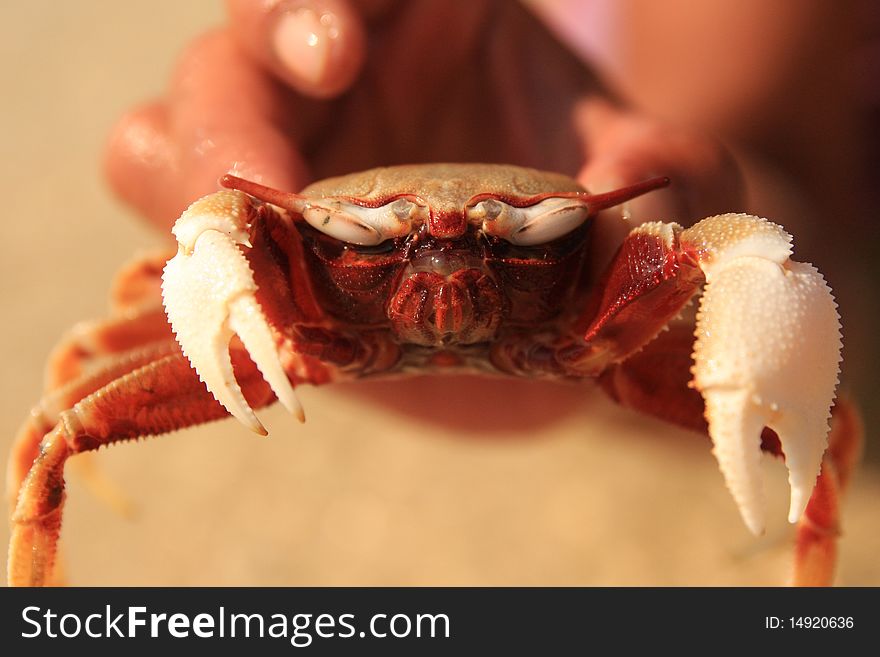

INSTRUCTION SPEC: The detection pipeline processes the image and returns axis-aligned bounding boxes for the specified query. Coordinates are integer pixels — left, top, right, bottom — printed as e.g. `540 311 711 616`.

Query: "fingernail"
273 7 337 87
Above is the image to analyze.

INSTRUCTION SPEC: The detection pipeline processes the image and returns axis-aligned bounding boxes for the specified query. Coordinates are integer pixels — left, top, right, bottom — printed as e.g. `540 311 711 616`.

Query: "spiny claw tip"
743 513 766 537
275 386 305 423
788 491 809 526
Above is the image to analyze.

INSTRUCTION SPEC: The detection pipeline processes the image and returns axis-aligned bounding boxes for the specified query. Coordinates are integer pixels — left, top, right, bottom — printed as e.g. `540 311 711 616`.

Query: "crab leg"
791 399 862 585
7 348 275 587
7 340 180 515
8 253 180 582
45 309 173 391
573 214 841 538
596 323 708 434
44 250 175 391
110 248 175 313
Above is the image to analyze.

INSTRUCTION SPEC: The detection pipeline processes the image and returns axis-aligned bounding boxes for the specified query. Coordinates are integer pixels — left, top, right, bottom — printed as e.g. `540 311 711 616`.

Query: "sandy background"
1 1 877 586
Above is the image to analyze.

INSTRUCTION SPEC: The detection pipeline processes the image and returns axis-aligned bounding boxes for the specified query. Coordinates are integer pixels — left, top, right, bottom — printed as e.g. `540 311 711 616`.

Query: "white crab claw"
161 190 303 434
685 214 841 535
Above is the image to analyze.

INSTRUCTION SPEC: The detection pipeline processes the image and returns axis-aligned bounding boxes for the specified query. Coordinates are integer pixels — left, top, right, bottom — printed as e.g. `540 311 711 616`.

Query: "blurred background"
0 0 877 585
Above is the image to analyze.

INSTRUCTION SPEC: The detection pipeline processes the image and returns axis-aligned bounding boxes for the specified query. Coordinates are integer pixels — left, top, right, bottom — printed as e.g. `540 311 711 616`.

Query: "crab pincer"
162 190 303 432
582 213 843 538
684 214 842 535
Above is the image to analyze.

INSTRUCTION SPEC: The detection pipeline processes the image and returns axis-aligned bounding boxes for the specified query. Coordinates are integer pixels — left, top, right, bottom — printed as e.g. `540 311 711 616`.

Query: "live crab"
7 163 861 586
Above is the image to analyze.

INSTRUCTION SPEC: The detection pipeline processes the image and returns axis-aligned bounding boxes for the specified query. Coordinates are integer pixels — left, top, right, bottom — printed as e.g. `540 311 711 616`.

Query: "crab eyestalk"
578 176 671 215
220 174 309 214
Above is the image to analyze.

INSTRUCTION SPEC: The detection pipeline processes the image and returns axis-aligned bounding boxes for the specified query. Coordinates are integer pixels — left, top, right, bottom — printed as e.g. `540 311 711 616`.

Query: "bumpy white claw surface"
685 214 841 535
162 191 302 434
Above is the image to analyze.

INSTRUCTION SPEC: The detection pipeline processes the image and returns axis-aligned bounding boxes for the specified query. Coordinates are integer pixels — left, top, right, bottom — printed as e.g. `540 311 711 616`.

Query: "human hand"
105 0 742 236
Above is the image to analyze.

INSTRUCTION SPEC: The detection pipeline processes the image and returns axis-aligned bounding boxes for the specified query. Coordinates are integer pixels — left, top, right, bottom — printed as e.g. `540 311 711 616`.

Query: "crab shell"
303 165 587 348
300 163 585 239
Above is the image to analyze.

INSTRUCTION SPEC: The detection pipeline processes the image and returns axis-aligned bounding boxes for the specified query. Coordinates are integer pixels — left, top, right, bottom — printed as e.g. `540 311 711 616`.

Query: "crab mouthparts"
387 251 502 346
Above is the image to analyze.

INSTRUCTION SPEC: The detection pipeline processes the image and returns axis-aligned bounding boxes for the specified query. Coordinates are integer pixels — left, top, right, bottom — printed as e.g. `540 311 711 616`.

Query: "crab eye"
473 199 504 221
471 198 589 246
391 198 418 222
301 198 422 246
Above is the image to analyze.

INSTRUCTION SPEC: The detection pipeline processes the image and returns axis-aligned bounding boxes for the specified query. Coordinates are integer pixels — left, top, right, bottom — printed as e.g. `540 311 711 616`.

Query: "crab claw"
161 190 303 434
684 214 841 535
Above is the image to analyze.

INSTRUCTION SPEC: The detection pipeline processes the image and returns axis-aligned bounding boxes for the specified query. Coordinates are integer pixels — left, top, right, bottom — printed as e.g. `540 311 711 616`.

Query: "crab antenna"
583 176 670 213
220 174 307 213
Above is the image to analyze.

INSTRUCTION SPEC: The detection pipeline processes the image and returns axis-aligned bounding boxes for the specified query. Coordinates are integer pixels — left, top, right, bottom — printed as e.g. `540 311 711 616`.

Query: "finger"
103 101 183 230
169 29 310 213
576 98 744 225
575 98 744 277
227 0 366 99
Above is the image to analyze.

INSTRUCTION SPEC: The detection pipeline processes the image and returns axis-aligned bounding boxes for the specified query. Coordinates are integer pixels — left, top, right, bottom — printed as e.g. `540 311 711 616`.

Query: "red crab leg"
8 347 275 587
596 324 707 433
110 249 174 313
792 400 862 586
7 340 181 515
44 250 176 390
598 324 862 585
10 251 178 583
566 223 705 373
45 309 173 390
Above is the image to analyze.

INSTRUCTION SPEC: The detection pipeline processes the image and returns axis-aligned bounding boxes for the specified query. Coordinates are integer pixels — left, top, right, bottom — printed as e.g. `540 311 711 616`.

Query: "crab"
7 163 861 587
